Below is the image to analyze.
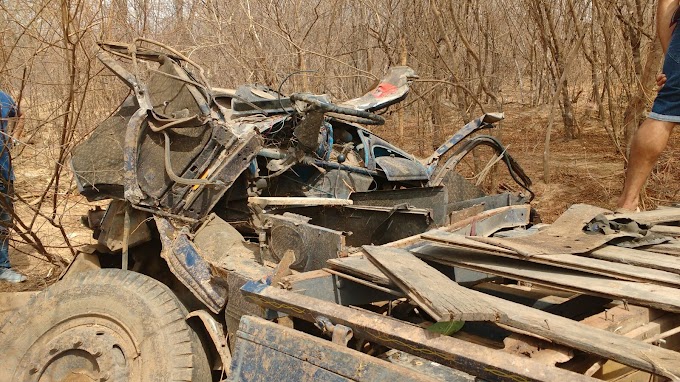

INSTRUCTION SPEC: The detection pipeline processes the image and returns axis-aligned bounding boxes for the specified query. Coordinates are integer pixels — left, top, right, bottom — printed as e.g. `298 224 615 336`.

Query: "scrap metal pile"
4 39 679 382
67 40 680 381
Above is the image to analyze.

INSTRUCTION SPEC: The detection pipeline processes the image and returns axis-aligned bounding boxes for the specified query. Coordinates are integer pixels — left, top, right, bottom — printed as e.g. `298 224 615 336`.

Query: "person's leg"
0 183 24 282
0 184 10 269
0 219 9 269
617 118 675 210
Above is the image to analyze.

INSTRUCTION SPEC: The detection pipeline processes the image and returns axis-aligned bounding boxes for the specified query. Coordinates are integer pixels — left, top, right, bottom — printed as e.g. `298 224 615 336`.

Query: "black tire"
0 269 211 382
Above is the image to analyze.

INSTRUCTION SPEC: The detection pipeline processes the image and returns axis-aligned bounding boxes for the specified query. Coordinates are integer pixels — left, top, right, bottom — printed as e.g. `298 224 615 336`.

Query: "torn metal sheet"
339 66 418 112
473 204 634 256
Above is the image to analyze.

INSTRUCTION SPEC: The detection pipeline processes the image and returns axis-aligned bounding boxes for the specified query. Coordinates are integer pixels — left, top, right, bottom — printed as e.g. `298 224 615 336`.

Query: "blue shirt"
0 91 17 181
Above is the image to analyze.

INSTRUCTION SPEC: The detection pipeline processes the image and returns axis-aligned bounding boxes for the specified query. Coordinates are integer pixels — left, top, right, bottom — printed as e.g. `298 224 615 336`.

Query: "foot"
0 268 26 283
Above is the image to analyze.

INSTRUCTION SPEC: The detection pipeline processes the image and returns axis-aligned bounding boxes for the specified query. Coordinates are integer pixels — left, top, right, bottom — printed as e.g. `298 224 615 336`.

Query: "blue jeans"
0 183 13 269
650 24 680 122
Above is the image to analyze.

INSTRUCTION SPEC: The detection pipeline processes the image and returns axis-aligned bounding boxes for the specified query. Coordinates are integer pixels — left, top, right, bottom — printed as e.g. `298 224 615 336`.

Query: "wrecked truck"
0 39 534 382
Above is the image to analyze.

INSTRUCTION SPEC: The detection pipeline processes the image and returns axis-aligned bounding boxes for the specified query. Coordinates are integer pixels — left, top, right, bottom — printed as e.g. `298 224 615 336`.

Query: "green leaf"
427 320 465 336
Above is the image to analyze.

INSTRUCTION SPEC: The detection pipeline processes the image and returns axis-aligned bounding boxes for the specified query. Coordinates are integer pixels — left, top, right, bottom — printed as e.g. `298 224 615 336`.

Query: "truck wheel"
0 269 211 382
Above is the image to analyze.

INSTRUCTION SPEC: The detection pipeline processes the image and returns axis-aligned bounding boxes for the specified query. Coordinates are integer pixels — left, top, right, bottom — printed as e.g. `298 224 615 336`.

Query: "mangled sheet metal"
473 204 636 256
72 39 534 227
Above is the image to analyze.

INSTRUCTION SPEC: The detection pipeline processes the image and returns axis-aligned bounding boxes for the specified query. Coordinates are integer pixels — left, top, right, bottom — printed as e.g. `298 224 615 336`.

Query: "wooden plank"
605 207 680 225
363 245 502 322
650 225 680 237
644 242 680 256
327 255 392 286
248 196 353 206
502 334 573 366
488 299 680 380
571 308 676 377
243 280 680 380
586 245 680 274
241 281 598 382
414 243 680 314
422 233 680 287
326 256 680 378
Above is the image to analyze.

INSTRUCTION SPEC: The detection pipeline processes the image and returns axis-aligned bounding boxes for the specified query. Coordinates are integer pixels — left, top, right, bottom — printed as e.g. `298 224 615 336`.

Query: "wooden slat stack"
326 205 680 381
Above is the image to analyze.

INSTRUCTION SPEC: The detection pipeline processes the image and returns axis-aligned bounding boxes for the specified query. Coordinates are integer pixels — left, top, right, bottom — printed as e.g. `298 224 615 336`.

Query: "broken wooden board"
413 243 680 314
503 334 573 366
570 306 673 377
650 224 680 237
363 245 502 322
586 245 680 275
244 275 680 379
241 282 599 382
605 207 680 225
487 296 680 380
422 232 680 287
643 242 680 256
472 204 631 256
248 196 353 207
327 255 393 286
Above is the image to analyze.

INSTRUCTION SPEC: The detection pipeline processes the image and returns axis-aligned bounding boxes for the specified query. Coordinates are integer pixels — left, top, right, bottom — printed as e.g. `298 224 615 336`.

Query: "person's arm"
658 0 678 53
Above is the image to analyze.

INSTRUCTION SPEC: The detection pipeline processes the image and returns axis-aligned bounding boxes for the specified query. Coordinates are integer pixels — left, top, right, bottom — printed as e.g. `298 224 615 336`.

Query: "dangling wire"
277 69 319 114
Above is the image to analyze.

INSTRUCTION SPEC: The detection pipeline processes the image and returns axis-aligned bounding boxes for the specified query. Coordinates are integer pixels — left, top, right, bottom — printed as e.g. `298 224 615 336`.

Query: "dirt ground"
1 101 678 292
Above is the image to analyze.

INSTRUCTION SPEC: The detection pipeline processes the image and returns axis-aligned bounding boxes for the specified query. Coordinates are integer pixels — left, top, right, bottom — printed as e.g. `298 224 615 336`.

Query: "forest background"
0 0 678 285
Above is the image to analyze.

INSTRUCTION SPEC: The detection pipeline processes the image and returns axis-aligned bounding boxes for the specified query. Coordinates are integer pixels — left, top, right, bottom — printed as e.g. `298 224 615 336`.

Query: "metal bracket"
315 316 354 347
187 310 232 373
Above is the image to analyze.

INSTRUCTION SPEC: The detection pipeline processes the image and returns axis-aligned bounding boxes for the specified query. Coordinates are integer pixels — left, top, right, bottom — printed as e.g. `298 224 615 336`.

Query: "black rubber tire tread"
0 269 211 382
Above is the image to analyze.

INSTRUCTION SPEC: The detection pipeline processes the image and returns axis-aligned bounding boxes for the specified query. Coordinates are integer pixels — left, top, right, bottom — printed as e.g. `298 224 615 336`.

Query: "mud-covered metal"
155 216 227 313
72 40 532 224
230 315 435 382
426 113 503 173
240 282 597 382
186 310 232 372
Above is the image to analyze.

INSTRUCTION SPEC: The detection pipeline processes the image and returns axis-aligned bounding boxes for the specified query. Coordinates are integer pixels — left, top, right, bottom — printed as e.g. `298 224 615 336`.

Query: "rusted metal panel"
279 205 434 246
350 187 448 226
174 130 262 219
240 282 597 382
97 200 151 251
230 315 439 382
263 213 346 272
155 217 227 313
374 156 429 181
